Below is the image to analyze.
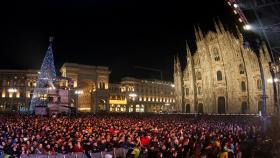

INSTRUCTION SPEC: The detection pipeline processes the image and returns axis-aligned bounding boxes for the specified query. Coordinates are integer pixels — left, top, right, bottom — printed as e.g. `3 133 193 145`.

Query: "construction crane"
133 66 163 80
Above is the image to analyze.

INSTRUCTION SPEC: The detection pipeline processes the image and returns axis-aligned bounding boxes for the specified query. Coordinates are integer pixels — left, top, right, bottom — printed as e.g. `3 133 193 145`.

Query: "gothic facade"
174 21 275 114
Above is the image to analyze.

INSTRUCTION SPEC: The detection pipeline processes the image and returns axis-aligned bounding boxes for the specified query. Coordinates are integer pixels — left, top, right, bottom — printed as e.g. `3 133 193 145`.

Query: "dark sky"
0 0 237 82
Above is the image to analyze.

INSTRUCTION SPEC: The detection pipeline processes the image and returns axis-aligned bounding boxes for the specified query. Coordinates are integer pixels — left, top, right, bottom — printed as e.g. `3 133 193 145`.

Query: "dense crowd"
0 113 266 158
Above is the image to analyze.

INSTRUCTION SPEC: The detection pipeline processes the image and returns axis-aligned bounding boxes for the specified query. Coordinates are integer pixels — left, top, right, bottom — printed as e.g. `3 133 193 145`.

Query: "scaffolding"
227 0 280 61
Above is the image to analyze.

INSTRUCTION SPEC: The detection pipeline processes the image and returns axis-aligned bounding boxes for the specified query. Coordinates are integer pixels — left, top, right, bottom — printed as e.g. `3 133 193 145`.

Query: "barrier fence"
1 148 130 158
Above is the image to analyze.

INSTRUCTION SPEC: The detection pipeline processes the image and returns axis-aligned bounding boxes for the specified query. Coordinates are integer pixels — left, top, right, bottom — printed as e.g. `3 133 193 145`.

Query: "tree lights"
30 37 57 111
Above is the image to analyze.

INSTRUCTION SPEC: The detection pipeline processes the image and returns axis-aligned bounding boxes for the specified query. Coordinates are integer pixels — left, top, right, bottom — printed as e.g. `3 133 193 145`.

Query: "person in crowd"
0 113 265 158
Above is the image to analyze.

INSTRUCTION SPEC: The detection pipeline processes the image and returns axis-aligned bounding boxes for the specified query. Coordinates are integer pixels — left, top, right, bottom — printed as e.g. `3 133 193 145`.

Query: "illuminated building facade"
60 63 110 113
108 77 176 113
0 70 37 111
108 83 127 112
174 21 275 114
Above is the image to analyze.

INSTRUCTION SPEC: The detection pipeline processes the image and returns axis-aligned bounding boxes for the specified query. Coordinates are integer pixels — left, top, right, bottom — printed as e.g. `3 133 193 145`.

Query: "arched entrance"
218 97 226 114
186 104 190 113
241 102 248 114
98 99 106 111
198 103 203 113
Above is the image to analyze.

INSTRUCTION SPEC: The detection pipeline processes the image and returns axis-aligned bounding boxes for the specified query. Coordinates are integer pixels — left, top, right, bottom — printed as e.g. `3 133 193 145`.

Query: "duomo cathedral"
174 20 275 114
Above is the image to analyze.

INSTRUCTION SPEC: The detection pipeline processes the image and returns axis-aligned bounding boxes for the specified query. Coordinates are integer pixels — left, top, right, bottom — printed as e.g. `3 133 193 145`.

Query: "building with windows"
108 83 127 112
60 63 110 113
0 70 38 111
174 21 275 114
108 77 176 113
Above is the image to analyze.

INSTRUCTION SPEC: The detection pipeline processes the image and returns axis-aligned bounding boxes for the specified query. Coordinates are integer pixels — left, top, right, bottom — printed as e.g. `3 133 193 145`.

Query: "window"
213 48 220 61
198 87 202 95
185 88 189 96
241 81 246 91
196 72 202 80
257 79 262 90
99 82 105 89
239 64 245 74
217 71 222 81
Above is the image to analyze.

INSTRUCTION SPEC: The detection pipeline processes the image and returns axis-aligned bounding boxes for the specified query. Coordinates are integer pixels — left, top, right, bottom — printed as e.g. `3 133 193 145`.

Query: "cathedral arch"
217 96 226 114
197 103 203 113
217 71 223 81
241 81 246 91
185 104 190 113
241 102 248 114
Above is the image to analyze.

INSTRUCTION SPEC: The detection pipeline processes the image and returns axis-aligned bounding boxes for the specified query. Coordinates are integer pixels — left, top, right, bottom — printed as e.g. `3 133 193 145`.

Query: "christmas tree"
30 37 56 111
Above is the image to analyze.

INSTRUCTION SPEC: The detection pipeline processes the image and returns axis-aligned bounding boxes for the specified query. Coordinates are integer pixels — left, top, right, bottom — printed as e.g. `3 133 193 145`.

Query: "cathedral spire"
173 56 177 72
197 25 204 39
214 18 221 34
217 18 225 33
186 40 191 57
194 26 201 41
174 55 181 73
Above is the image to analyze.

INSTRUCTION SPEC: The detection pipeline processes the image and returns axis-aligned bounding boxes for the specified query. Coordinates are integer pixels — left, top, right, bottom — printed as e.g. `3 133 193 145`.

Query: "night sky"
0 0 237 82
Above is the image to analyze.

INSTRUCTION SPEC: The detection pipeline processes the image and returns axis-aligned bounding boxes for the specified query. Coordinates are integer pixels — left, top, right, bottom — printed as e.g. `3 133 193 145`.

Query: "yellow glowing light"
109 99 127 105
78 107 91 111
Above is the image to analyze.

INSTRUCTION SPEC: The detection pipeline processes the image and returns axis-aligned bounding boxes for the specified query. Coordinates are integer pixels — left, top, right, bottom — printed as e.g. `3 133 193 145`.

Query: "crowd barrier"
7 148 130 158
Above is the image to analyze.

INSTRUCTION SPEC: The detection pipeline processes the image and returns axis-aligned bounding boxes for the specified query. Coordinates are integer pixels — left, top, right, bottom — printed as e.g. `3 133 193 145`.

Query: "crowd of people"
0 113 267 158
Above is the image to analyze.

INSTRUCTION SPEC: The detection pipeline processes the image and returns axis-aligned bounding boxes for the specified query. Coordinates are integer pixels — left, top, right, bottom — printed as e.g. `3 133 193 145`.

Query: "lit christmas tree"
30 37 57 112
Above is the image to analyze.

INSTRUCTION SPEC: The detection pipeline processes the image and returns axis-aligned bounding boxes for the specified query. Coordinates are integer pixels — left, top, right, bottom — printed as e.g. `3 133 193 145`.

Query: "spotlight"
243 24 252 30
233 4 238 8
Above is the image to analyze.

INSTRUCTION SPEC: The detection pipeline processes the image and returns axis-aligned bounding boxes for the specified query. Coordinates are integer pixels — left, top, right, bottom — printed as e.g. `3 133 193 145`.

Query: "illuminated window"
148 97 151 101
99 82 105 89
2 91 5 98
139 97 142 101
136 104 144 112
143 97 146 101
152 98 155 102
129 105 133 112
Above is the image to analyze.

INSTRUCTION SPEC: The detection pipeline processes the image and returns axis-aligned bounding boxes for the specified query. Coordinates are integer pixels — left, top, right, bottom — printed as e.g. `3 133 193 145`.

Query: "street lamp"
128 93 137 99
8 88 17 111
